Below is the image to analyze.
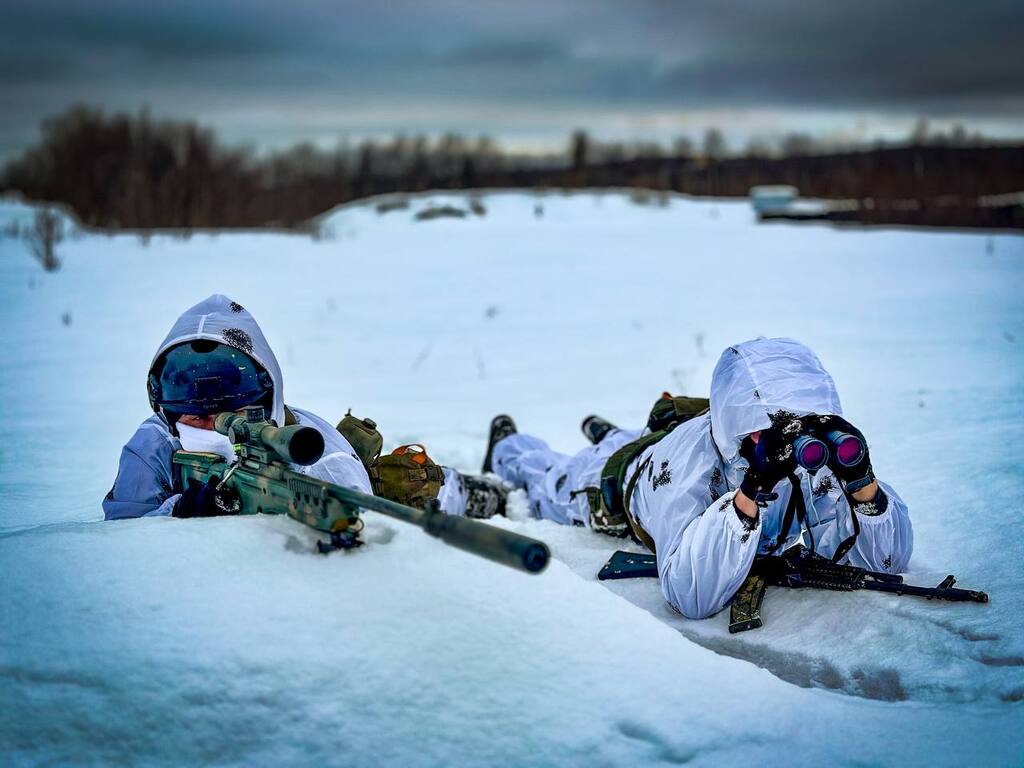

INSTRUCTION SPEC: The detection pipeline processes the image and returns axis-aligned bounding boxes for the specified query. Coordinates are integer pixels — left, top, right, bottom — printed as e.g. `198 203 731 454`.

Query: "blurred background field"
2 1 1022 234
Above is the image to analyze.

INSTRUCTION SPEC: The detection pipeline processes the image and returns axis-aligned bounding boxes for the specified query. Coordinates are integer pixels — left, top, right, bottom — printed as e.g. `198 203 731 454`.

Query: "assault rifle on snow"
598 545 987 632
173 406 550 574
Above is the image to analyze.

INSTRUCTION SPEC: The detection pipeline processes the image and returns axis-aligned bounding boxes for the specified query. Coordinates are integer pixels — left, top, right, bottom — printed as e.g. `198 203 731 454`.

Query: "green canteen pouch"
336 410 384 470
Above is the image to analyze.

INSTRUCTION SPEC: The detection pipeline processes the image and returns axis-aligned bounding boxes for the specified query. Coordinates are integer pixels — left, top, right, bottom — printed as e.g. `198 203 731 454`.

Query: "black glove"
173 478 238 518
803 414 875 493
739 419 799 504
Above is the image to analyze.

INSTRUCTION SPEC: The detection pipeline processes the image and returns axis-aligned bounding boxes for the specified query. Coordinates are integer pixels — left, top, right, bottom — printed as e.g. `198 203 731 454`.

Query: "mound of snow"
2 513 1022 767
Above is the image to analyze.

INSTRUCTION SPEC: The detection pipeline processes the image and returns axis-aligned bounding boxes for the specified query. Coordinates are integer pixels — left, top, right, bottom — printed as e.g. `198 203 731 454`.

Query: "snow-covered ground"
1 191 1022 766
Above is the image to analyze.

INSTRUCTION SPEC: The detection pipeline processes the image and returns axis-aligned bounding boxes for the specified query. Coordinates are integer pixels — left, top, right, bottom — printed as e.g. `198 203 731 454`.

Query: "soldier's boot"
462 473 510 519
581 415 618 445
481 414 517 473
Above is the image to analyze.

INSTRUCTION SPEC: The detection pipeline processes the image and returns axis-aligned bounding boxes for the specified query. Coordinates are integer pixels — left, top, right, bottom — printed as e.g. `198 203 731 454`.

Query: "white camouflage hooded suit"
103 295 468 519
492 337 913 619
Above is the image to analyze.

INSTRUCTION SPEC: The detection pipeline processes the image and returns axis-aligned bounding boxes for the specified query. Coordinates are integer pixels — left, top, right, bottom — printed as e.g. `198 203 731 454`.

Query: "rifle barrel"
327 482 549 573
862 580 989 603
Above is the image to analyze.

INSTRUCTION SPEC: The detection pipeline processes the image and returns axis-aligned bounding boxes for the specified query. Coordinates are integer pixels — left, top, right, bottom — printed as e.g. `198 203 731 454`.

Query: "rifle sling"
766 475 862 564
831 491 862 564
623 456 657 553
765 474 803 555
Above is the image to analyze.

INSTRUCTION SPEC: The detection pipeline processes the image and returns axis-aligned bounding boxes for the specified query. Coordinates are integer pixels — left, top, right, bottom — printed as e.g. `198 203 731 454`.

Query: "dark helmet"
148 339 273 416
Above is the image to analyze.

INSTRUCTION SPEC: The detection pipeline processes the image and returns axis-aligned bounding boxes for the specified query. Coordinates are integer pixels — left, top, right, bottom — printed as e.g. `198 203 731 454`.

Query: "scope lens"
835 435 864 466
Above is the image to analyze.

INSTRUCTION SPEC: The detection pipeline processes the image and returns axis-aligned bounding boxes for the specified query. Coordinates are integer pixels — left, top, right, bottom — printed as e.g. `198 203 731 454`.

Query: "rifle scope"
215 410 325 465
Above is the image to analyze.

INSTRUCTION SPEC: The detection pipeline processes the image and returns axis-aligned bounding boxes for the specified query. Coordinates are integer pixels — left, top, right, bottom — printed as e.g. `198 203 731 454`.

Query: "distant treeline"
3 106 1023 230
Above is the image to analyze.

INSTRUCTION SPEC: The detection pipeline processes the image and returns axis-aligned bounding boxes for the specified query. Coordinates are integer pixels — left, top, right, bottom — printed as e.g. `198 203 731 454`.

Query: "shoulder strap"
599 429 668 516
622 456 657 553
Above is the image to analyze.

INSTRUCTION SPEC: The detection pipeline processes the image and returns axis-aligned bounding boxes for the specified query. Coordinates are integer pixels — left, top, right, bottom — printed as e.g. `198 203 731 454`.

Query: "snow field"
1 191 1022 766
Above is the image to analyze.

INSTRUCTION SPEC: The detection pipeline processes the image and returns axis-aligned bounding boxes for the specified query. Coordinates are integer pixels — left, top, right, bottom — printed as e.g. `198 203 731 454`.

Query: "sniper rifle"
173 406 550 574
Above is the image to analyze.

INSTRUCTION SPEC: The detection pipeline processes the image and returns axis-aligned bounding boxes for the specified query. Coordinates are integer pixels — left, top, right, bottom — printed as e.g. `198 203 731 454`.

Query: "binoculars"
790 430 865 472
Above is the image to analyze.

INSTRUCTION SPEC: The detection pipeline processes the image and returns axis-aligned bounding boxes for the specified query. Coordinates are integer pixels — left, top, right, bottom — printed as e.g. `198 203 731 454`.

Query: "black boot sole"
482 415 517 473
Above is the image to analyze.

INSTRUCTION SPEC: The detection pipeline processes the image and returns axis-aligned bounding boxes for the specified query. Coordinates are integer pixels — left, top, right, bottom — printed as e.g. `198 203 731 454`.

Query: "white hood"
150 295 285 427
709 338 842 464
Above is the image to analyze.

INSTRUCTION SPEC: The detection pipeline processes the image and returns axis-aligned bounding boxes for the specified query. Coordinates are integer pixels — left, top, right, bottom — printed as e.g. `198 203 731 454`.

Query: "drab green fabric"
336 411 383 469
370 447 444 508
646 395 710 433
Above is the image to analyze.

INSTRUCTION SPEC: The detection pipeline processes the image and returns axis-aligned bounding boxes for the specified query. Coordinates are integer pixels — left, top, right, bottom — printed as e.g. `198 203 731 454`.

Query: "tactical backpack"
337 412 444 508
585 393 709 550
369 444 445 508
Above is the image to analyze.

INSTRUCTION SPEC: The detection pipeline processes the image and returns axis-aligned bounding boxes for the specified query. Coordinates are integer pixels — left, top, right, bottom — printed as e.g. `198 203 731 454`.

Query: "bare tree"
744 137 772 158
672 137 695 157
910 118 931 146
27 208 63 271
570 130 589 170
780 132 817 157
702 128 726 160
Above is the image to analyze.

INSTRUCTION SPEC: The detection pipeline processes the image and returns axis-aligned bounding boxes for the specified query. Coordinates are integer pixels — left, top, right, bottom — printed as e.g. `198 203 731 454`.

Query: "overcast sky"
1 0 1022 159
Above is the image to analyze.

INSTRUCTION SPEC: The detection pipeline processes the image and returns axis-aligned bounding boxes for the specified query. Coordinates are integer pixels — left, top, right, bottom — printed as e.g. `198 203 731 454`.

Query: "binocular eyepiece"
792 435 828 471
792 430 865 471
825 430 865 467
759 426 866 473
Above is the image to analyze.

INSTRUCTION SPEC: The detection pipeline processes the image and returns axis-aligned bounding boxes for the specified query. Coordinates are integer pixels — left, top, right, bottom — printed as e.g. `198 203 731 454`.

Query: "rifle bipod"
316 529 364 554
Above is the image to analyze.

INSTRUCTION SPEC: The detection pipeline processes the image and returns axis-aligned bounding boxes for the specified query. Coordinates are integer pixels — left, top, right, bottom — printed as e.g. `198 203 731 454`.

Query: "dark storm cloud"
645 1 1024 111
0 0 1021 156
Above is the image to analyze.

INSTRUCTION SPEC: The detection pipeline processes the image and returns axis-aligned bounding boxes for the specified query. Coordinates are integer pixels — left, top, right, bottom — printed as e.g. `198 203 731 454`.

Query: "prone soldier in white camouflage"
103 294 514 528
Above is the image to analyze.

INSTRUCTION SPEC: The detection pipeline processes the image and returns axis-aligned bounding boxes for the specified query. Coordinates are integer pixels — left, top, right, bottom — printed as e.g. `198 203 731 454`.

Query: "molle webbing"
369 444 444 508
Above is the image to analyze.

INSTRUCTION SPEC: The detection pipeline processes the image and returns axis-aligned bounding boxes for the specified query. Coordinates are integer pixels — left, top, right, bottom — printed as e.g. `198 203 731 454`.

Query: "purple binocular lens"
826 431 865 466
792 435 828 471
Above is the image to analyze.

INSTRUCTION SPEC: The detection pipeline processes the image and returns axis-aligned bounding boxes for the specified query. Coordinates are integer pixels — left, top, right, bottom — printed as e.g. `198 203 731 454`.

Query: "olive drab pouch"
370 444 445 508
575 486 629 538
646 392 710 433
336 410 384 470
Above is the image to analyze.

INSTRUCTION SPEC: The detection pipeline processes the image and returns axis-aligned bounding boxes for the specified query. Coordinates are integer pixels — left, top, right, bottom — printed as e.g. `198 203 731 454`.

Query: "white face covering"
176 422 238 465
